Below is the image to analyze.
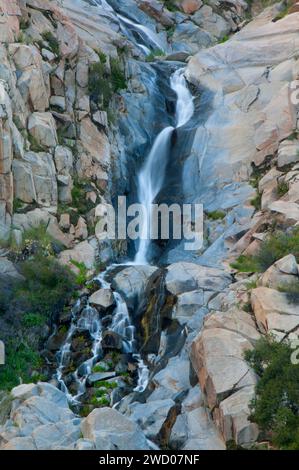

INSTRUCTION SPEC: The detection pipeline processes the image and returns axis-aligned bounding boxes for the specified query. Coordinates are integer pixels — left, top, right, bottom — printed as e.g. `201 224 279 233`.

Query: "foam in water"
134 68 195 265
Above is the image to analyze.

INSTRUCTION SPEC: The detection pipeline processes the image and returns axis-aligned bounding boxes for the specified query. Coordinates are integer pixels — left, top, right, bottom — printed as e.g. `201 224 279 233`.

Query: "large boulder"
251 287 299 335
0 383 79 450
259 254 299 290
218 386 259 446
277 140 299 167
165 262 231 296
81 408 150 450
127 399 177 445
111 265 158 306
191 328 257 409
89 288 115 310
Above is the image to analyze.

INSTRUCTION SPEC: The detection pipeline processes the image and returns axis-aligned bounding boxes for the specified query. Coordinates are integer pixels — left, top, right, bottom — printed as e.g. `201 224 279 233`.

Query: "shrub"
15 256 77 317
88 57 126 110
277 181 289 197
22 312 44 328
0 342 42 391
278 281 299 304
110 58 126 92
71 179 94 216
41 31 60 56
70 260 89 286
245 337 299 449
251 193 262 211
231 227 299 273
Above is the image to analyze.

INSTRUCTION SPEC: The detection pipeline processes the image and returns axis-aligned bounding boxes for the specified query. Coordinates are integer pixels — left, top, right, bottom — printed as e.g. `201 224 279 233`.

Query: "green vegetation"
28 134 46 152
70 260 89 287
250 193 262 211
13 198 24 213
110 58 126 92
16 256 77 318
145 49 165 62
278 281 299 304
207 210 226 221
277 181 289 197
163 0 179 12
71 178 95 216
0 343 43 391
245 337 299 450
41 31 60 56
231 227 299 273
22 312 44 328
219 35 229 44
0 225 78 390
88 56 126 111
231 254 261 273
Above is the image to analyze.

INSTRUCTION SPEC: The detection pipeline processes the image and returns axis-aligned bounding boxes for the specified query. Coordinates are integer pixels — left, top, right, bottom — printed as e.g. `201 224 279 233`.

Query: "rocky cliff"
1 0 299 451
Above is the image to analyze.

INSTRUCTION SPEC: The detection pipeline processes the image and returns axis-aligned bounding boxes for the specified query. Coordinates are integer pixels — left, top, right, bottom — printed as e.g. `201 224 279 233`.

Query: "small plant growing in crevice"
206 210 226 221
277 181 289 197
41 31 60 56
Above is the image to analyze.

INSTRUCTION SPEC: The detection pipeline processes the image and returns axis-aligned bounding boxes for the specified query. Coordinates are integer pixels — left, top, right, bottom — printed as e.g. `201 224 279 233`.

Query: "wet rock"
111 265 158 308
89 288 115 311
101 331 123 351
87 372 116 386
81 408 150 450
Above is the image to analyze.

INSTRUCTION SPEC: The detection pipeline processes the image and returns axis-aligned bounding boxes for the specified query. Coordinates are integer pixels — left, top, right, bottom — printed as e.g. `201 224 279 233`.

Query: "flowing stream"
134 69 195 264
54 0 194 405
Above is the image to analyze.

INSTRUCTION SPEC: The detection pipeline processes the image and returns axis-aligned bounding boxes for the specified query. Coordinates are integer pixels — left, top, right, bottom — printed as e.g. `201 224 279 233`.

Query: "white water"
55 266 149 404
98 0 164 55
134 69 195 265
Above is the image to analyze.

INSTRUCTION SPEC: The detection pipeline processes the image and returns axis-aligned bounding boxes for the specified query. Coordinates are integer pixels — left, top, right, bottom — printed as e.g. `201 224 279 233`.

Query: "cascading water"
54 3 194 406
134 68 195 265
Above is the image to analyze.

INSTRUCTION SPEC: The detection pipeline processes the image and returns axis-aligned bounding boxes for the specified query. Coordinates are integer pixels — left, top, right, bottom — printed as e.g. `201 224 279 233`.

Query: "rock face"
0 383 150 450
81 408 150 450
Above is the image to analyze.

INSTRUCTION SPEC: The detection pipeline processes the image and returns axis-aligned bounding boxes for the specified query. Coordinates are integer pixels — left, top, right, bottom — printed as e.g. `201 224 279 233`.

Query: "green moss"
245 337 299 450
207 210 226 220
219 35 229 43
145 49 165 62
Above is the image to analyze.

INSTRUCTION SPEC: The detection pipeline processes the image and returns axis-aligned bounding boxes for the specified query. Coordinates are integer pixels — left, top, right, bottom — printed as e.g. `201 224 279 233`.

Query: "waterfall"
134 69 195 265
